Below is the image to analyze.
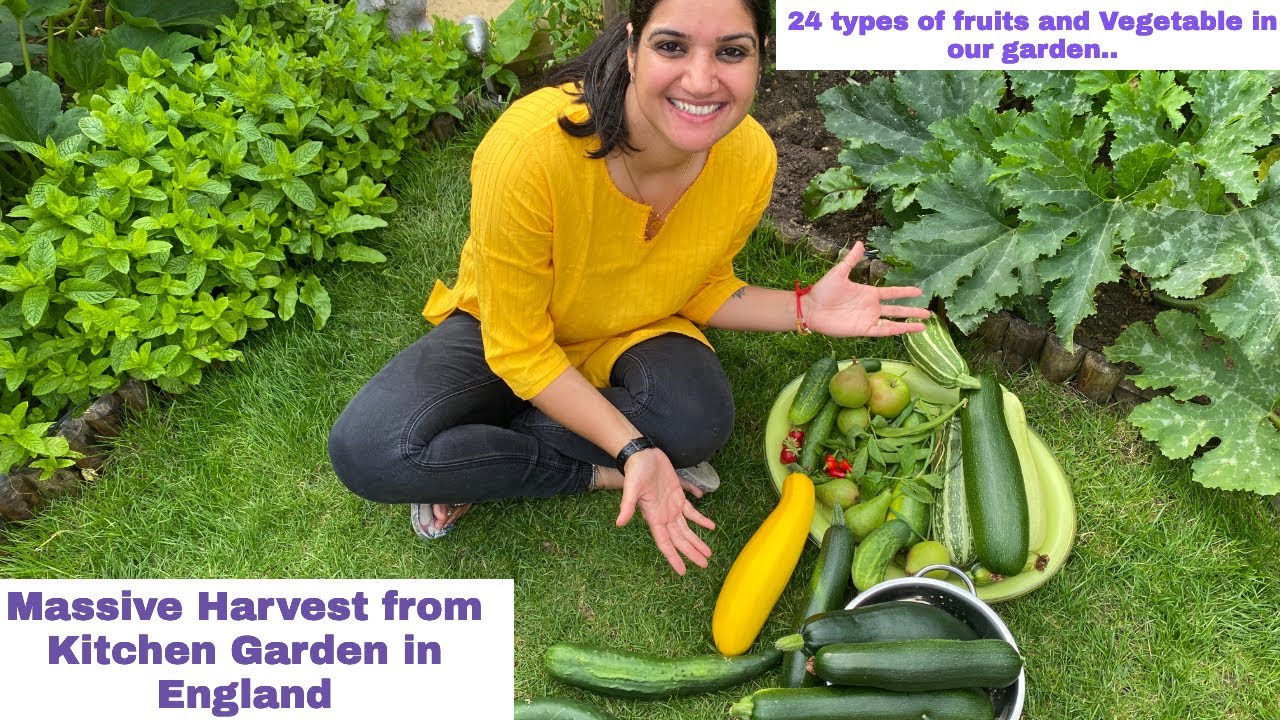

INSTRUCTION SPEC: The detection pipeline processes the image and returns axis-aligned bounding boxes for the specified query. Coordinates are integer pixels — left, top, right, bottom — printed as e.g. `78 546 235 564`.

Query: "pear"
816 476 860 511
837 406 871 436
844 488 893 542
828 364 870 407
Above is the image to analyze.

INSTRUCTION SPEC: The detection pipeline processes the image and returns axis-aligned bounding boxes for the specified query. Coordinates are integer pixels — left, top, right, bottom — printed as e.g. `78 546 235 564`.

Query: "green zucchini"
514 697 618 719
903 311 981 390
775 600 978 654
799 398 839 473
789 356 840 425
931 417 976 567
813 638 1023 691
543 643 781 699
781 505 856 688
729 686 994 720
961 374 1029 576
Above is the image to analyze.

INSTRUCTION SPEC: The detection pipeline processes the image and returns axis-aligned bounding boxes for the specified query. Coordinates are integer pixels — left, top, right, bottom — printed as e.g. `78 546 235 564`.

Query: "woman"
328 0 930 575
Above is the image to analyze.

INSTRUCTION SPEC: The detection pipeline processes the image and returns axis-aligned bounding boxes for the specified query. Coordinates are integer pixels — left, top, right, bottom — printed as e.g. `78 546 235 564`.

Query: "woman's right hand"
615 448 716 576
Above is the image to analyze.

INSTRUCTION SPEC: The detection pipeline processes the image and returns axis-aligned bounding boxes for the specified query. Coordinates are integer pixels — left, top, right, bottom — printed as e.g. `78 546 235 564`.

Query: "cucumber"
729 686 994 720
799 398 839 473
931 417 976 567
887 485 931 544
851 518 912 592
514 697 618 720
543 643 781 699
812 638 1023 691
789 356 839 425
903 311 981 390
961 374 1029 577
774 600 978 655
781 505 855 688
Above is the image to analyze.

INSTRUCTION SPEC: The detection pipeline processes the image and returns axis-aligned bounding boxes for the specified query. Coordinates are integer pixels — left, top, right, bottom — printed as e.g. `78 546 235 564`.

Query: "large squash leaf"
0 70 86 150
1106 310 1280 494
879 153 1056 332
107 0 239 29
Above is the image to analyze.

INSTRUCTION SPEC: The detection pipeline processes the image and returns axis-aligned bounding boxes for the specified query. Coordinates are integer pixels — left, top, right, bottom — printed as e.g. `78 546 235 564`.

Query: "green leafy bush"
808 70 1280 493
0 0 479 478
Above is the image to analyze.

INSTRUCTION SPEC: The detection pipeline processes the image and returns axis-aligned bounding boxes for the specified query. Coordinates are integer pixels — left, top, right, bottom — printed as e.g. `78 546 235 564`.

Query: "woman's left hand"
804 241 931 337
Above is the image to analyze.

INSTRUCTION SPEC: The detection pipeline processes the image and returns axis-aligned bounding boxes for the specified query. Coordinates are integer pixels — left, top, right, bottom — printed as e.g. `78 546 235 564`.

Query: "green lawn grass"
2 128 1278 719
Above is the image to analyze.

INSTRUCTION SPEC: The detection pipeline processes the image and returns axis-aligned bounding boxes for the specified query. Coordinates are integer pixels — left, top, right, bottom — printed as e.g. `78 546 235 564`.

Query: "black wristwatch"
614 436 658 473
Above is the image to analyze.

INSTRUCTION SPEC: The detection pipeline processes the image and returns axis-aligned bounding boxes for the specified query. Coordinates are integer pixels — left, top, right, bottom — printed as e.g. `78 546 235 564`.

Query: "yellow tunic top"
423 84 777 400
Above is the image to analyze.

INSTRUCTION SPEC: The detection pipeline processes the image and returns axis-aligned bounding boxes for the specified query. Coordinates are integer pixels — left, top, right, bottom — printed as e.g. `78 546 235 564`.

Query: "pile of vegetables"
779 312 1049 592
516 313 1044 719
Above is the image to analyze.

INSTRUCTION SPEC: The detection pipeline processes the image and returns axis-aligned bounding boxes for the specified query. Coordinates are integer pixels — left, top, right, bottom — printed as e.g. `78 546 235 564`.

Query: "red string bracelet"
794 280 812 335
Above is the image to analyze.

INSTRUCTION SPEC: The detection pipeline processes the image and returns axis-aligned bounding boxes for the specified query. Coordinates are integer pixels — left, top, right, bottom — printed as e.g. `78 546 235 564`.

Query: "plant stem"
1151 275 1236 310
1269 410 1280 432
18 19 32 73
47 19 57 87
66 0 92 39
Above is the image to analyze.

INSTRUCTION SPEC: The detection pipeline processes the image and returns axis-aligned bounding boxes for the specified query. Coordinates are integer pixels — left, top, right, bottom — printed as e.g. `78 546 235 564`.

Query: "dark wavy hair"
547 0 771 159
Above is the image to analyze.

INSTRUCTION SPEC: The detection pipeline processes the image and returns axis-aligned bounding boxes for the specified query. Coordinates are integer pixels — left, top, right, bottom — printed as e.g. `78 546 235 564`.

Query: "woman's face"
626 0 761 156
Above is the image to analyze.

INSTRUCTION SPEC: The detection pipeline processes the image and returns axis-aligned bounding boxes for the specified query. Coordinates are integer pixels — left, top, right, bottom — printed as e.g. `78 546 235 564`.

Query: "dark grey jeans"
328 313 735 505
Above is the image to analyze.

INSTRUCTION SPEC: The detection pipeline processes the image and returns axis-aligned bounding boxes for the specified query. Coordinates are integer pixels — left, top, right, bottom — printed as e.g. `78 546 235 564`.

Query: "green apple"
828 364 870 407
866 371 911 418
905 540 953 579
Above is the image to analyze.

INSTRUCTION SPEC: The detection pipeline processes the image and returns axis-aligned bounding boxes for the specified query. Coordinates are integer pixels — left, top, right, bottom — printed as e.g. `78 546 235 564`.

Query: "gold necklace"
620 151 697 239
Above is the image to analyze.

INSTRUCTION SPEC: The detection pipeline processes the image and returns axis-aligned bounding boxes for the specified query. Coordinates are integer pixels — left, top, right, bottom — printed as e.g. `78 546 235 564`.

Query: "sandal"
676 462 721 494
410 502 469 539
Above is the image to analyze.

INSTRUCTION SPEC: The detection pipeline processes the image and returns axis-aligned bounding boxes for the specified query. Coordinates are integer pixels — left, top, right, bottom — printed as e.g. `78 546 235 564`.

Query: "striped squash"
903 312 981 390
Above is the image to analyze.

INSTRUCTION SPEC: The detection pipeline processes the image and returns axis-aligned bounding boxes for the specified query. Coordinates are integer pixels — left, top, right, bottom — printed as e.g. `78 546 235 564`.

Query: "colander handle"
913 564 977 595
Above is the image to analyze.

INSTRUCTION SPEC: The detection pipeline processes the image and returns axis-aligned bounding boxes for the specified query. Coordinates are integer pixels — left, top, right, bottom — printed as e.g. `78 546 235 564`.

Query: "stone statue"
356 0 433 38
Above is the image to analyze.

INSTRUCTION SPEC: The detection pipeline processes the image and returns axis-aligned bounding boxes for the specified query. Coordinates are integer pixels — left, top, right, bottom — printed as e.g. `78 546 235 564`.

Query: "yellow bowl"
763 359 1076 603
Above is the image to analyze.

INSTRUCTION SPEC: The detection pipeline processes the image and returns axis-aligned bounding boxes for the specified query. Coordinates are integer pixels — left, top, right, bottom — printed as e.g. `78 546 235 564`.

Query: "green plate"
764 359 1077 603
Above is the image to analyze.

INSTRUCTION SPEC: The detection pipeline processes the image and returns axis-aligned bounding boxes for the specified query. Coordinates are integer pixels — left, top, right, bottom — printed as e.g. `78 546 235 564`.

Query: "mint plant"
809 70 1280 494
1 0 483 479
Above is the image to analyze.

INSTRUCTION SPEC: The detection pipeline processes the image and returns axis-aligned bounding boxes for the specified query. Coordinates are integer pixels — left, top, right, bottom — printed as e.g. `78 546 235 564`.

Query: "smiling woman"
327 0 930 576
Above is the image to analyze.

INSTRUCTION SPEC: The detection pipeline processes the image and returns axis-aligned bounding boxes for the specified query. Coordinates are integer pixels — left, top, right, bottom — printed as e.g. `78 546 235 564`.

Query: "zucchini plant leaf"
1103 70 1191 162
879 153 1057 334
1179 71 1274 205
1106 310 1280 494
1001 107 1132 346
819 71 1004 171
802 166 865 220
1201 183 1280 364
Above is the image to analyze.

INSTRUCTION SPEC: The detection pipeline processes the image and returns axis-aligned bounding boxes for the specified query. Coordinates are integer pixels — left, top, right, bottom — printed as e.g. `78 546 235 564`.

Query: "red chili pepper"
824 454 845 477
839 458 852 472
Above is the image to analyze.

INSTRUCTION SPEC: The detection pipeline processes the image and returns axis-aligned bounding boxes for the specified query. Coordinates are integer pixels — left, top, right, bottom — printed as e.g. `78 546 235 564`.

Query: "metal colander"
844 565 1026 720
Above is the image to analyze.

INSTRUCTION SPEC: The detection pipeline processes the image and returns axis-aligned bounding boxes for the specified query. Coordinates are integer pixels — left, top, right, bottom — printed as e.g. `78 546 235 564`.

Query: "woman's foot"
411 502 471 539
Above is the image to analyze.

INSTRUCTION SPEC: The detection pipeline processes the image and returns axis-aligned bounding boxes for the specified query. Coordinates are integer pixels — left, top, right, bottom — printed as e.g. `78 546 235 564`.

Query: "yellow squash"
712 471 816 656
